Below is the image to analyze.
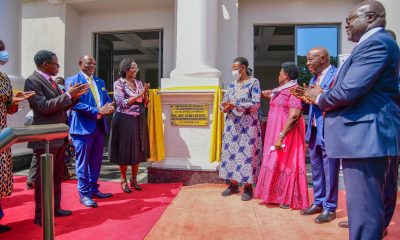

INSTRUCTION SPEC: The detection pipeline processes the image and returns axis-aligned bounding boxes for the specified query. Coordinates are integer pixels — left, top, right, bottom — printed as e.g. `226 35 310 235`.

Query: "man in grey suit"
24 50 89 226
295 1 399 239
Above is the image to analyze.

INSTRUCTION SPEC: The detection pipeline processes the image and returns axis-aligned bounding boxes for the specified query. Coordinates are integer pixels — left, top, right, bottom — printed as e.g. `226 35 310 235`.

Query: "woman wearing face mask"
219 57 262 201
0 40 35 233
254 62 308 210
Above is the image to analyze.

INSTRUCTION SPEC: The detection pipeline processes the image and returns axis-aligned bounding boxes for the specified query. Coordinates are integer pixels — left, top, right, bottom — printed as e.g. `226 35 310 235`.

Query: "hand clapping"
290 83 323 104
13 91 35 104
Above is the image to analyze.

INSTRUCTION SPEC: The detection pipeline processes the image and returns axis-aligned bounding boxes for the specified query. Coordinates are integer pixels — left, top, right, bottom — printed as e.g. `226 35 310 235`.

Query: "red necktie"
49 77 57 90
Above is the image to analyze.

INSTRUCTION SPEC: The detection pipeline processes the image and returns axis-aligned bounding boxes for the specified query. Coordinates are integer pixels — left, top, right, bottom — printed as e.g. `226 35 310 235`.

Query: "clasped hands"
221 101 236 113
290 83 323 104
98 102 115 118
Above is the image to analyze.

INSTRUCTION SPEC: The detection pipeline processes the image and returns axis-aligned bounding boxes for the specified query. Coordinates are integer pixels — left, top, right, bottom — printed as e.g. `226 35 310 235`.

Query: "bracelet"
279 132 285 139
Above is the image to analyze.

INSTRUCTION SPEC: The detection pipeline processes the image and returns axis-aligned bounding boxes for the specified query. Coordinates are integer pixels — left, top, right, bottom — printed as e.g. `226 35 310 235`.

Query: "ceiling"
254 26 295 67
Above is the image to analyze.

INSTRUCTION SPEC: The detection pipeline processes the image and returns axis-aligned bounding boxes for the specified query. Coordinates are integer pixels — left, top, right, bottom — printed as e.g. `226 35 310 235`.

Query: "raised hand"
13 91 35 103
67 82 90 99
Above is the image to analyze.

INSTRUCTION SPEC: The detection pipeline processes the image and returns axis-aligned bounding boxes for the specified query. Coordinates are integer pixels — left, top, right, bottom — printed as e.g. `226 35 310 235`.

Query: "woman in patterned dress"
254 62 309 210
219 57 262 201
0 40 35 233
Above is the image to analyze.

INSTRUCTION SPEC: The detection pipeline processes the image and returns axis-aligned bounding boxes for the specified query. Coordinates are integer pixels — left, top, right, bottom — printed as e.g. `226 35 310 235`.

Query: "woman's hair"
233 57 253 76
281 62 299 80
34 50 56 67
119 58 136 78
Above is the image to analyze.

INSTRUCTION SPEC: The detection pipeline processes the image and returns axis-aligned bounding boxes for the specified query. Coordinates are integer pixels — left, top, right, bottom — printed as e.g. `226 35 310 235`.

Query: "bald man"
65 55 114 208
299 48 339 224
299 1 400 239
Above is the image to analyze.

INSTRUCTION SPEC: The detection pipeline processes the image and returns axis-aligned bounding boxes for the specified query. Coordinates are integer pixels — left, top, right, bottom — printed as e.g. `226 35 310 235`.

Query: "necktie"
88 77 100 107
49 77 57 90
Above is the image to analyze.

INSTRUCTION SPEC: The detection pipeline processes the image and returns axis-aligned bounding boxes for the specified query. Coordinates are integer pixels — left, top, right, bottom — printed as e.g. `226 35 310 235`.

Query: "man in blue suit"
298 1 400 239
299 48 339 224
66 55 114 208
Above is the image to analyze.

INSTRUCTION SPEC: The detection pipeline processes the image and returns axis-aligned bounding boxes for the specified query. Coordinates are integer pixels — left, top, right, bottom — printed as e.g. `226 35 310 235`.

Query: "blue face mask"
0 50 9 65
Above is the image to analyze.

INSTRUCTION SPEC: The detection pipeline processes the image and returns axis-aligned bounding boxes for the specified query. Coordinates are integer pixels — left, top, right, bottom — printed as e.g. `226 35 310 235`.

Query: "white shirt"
81 71 101 107
316 65 332 86
316 27 383 105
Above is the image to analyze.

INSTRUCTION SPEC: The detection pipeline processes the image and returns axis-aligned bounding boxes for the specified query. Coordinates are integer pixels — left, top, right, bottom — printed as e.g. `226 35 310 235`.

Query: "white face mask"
232 70 240 81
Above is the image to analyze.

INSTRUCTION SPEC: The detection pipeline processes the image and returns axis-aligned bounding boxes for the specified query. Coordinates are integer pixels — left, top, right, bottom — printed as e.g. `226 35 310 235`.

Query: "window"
94 30 163 91
296 26 339 85
254 24 339 116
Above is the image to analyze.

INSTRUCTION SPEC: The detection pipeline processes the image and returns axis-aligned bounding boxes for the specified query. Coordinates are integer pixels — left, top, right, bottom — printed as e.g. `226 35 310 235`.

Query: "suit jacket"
305 65 337 145
24 71 73 149
65 72 111 135
318 29 400 158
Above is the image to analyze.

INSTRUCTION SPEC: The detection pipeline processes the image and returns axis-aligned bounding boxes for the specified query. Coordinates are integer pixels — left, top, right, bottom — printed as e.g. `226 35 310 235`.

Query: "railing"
0 124 69 240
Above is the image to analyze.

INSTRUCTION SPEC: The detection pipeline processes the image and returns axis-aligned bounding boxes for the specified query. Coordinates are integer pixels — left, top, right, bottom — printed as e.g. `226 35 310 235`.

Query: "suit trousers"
72 121 105 198
308 127 339 211
27 153 38 183
34 144 66 220
342 157 398 240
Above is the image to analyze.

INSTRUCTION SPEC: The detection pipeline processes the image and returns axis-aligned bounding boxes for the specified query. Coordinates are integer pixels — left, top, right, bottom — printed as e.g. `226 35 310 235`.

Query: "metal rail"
0 123 69 240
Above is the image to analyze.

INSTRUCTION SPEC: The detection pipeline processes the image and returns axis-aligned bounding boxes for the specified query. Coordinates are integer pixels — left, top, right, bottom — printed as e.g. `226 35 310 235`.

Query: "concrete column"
0 0 23 89
164 0 221 87
381 0 400 44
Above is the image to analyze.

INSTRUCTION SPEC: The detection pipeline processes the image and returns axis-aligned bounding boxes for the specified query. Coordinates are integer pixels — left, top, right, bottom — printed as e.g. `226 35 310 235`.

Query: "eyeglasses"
346 12 377 24
130 67 140 72
46 62 60 68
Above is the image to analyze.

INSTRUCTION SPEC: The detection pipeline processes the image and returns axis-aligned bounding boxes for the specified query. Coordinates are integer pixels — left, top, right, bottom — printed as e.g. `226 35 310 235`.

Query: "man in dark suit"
24 50 89 226
297 1 400 239
300 48 339 224
65 55 114 208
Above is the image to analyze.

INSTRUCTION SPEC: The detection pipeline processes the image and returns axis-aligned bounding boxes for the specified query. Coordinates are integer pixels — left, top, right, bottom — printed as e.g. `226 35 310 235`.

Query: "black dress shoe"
338 220 349 228
300 204 322 215
92 191 113 199
26 182 35 190
314 210 336 224
241 186 253 201
221 183 239 197
55 209 72 217
0 224 11 233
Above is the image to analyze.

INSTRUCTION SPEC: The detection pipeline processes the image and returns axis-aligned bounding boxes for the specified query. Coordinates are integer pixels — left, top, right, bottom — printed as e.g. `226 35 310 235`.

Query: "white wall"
381 0 400 44
237 0 360 87
64 4 81 76
22 0 67 78
78 5 175 79
217 0 239 87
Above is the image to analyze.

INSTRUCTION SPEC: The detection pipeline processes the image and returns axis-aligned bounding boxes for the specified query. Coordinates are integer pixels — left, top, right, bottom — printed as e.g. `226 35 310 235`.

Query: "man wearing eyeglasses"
292 1 400 239
24 50 89 226
65 55 114 208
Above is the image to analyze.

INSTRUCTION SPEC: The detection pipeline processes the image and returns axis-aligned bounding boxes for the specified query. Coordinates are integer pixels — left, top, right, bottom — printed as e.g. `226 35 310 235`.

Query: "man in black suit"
24 50 89 226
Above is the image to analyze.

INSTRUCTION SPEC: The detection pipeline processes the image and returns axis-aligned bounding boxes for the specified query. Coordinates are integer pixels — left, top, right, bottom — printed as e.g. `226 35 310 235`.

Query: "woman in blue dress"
219 57 262 201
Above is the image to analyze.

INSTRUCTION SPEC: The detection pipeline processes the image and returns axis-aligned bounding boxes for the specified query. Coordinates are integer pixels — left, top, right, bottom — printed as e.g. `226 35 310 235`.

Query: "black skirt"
109 111 150 165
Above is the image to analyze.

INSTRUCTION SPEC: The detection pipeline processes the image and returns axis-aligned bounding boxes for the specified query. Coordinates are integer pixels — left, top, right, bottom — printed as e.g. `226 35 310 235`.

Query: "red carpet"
0 176 182 240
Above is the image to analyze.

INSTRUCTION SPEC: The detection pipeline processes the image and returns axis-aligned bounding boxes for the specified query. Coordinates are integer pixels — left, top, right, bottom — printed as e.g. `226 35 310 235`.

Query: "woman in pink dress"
255 62 309 210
